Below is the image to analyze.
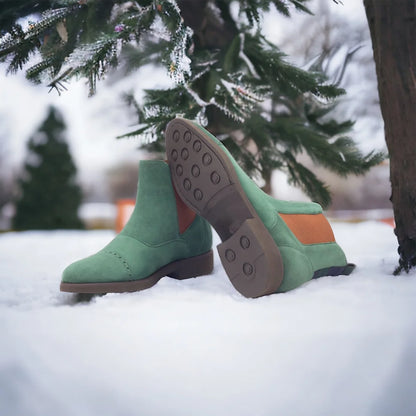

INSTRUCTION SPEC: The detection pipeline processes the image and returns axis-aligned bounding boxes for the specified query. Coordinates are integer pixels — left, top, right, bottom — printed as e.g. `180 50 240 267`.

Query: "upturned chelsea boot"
165 118 354 298
61 160 213 294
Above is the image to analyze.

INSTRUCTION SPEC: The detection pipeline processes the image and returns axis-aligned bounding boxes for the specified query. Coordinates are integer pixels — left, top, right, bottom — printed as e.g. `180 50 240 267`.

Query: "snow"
1 221 415 416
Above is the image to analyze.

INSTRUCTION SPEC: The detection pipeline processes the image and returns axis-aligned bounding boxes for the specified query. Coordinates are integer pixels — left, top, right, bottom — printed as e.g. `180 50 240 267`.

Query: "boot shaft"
121 160 211 254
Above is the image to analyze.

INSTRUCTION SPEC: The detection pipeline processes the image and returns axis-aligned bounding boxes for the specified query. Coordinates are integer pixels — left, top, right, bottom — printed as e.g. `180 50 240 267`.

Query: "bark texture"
178 0 239 137
178 0 237 49
364 0 416 272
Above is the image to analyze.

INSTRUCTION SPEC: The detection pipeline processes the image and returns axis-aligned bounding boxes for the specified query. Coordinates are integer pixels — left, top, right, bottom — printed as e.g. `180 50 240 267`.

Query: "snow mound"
0 221 415 416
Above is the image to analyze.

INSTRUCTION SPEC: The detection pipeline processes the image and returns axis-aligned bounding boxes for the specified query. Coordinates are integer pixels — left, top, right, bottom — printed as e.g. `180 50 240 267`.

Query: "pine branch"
306 136 385 176
26 58 54 83
284 151 332 207
239 0 311 25
154 1 193 84
0 5 80 59
211 73 267 122
117 85 201 142
286 0 312 14
64 34 119 95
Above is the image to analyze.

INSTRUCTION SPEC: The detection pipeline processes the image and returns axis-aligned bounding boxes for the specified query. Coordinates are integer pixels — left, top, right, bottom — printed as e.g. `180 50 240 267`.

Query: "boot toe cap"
61 251 132 284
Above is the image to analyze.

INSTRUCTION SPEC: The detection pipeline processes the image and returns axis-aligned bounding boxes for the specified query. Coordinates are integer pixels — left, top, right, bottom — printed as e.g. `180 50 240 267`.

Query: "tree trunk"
178 0 238 136
178 0 237 50
363 0 416 273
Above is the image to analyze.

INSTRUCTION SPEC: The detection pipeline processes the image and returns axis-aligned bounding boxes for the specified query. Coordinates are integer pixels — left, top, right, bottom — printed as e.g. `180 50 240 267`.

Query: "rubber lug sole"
166 118 284 298
312 263 356 279
60 250 213 294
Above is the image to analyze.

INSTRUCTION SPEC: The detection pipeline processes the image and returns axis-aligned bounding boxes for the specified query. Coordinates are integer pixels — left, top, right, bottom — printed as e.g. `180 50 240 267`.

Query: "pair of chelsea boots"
61 118 354 298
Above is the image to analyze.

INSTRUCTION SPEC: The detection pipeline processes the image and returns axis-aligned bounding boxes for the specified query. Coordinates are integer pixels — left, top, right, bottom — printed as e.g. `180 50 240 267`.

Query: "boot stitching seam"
105 250 133 277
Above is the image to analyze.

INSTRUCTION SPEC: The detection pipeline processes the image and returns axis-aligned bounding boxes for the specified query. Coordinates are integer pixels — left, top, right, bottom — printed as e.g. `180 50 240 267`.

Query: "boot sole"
60 250 213 294
166 118 284 298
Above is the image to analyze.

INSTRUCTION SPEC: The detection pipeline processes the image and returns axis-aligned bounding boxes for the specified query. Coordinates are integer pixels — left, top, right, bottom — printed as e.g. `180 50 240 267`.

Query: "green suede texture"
62 160 212 284
192 121 348 292
277 246 313 292
121 161 178 245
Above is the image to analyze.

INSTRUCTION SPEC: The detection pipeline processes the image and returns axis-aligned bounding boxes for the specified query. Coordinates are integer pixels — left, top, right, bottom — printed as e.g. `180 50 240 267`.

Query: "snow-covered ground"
1 221 415 416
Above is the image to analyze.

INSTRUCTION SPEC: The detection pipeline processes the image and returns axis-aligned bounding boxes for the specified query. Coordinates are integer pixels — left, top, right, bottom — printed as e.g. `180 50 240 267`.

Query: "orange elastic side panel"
279 213 335 245
173 186 196 234
116 199 136 233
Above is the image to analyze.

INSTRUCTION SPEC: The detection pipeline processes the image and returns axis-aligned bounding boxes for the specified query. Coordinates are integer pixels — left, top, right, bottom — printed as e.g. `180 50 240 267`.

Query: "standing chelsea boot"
60 160 213 294
165 118 355 298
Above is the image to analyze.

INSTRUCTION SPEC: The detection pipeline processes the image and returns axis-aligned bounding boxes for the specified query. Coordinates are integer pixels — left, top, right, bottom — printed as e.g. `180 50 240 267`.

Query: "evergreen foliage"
0 0 384 206
0 121 12 213
12 106 84 230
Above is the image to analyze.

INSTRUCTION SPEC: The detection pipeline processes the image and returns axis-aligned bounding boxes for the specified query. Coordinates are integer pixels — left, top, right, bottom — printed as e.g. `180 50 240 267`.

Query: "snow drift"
0 221 415 416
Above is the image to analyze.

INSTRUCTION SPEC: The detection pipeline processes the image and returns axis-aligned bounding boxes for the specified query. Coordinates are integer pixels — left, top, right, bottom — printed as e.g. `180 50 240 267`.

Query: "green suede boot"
61 160 213 294
165 118 354 298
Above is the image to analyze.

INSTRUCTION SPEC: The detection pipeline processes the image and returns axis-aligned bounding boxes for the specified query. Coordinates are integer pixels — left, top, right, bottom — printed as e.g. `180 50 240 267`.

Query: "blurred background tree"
0 0 383 208
12 106 84 230
0 119 13 212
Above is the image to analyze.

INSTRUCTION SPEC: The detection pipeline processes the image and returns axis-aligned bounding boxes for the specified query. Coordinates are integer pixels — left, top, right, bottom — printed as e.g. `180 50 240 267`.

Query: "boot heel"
168 250 214 280
217 218 284 298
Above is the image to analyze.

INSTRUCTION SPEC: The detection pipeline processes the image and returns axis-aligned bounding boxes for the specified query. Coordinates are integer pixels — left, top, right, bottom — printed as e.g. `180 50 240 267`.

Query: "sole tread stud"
193 140 202 152
240 236 250 249
176 164 183 176
183 178 191 191
210 171 220 184
225 249 236 262
243 262 254 277
194 188 203 201
191 165 200 177
202 153 212 166
181 148 189 160
184 131 192 142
